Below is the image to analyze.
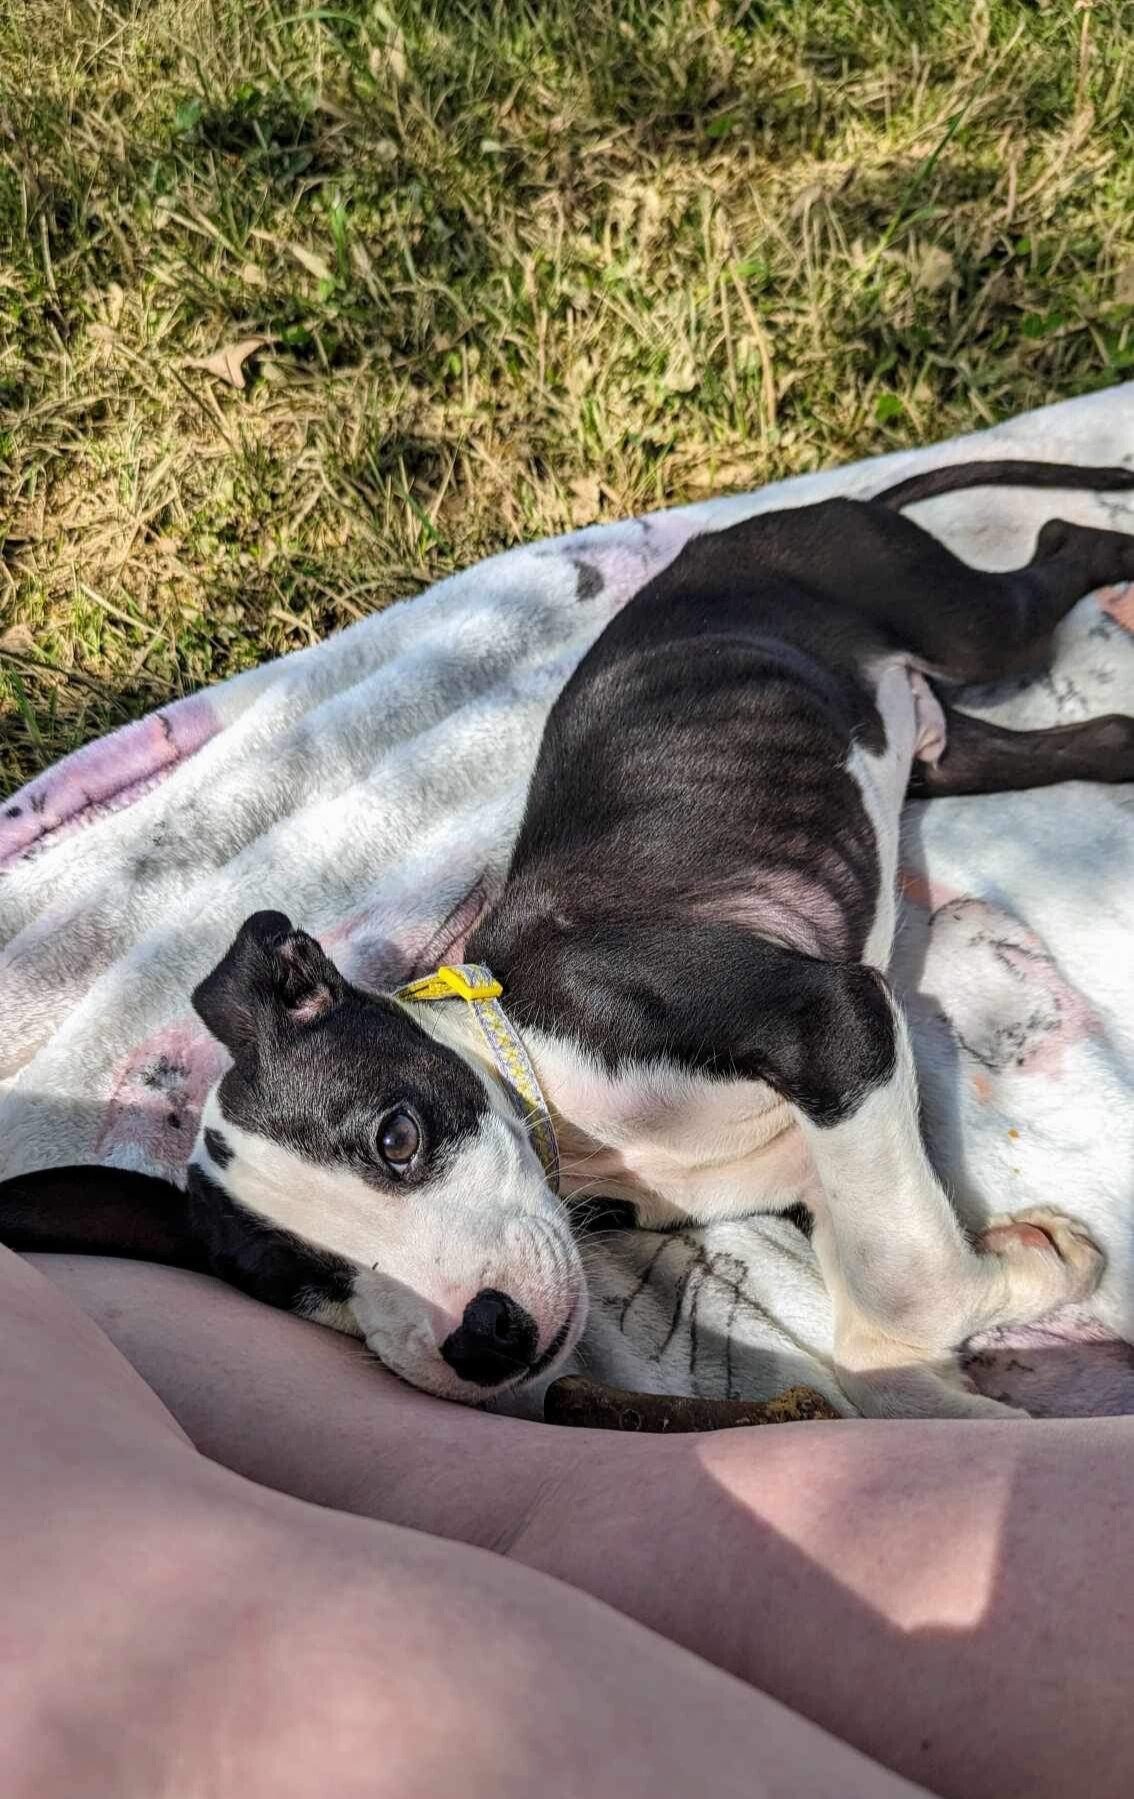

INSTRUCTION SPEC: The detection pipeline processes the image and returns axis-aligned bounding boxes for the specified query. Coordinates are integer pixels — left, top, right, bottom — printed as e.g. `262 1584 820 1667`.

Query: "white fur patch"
846 659 928 967
526 1029 819 1227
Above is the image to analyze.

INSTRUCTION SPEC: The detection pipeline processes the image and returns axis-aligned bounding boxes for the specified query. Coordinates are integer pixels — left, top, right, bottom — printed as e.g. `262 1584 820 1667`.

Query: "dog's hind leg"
907 698 1134 797
902 518 1134 683
657 498 1134 684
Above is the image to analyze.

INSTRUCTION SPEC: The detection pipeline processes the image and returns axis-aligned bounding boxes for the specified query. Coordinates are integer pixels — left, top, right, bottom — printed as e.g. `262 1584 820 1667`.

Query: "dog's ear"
192 911 347 1058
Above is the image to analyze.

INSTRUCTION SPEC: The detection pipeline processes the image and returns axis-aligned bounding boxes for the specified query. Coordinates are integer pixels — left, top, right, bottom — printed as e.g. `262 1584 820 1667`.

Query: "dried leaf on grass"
369 32 407 84
288 243 335 283
183 335 276 390
569 475 602 524
911 244 959 292
0 623 38 656
662 350 699 393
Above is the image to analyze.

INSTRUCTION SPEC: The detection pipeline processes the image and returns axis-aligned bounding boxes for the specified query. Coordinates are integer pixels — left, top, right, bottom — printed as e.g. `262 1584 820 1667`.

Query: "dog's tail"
873 459 1134 511
0 1164 207 1269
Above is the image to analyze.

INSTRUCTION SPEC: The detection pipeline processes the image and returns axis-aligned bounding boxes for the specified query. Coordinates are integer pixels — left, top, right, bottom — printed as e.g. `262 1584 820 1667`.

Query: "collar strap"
396 964 560 1191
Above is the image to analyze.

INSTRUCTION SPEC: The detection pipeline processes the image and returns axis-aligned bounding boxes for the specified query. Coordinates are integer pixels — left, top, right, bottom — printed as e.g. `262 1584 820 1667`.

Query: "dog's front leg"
553 922 1103 1419
788 970 1103 1417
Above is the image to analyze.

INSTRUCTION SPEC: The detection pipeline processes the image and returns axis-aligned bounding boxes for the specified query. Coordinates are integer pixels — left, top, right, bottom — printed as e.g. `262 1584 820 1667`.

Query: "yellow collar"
396 964 560 1191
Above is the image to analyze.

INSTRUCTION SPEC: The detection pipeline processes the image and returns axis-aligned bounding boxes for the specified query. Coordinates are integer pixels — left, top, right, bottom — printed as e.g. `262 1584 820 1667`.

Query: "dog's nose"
440 1287 539 1387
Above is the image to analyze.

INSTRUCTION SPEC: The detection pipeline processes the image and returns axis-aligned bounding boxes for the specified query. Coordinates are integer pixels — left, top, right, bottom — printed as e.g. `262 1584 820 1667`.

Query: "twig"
544 1374 840 1432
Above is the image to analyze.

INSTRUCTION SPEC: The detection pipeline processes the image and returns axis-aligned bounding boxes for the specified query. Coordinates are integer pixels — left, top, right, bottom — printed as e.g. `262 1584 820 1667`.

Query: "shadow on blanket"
577 1234 1134 1423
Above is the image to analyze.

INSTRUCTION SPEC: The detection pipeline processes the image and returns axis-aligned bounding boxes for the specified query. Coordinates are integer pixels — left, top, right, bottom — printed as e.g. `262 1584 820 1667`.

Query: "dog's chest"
527 1031 819 1227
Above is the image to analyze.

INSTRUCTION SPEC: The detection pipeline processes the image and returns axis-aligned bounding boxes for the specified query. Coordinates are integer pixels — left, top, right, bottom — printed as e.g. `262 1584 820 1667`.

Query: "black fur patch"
187 1165 356 1315
203 1127 234 1169
780 1201 814 1239
571 1195 639 1235
213 992 489 1182
478 916 896 1126
0 1165 206 1269
475 552 887 969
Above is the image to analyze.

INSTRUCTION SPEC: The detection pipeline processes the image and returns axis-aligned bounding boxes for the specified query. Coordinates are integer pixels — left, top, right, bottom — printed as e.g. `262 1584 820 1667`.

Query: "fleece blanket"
4 386 1134 1417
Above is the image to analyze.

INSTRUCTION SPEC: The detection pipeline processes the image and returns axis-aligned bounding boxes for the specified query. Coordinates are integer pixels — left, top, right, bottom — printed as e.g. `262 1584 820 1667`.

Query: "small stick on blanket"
544 1375 840 1432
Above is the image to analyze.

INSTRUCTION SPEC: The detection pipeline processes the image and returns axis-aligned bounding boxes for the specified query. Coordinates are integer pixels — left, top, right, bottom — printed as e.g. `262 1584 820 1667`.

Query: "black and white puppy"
6 457 1134 1418
195 918 589 1400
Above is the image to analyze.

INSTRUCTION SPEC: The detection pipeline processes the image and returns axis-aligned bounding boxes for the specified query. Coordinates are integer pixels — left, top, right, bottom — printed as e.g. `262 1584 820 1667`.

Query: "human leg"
30 1250 1134 1799
2 1245 919 1799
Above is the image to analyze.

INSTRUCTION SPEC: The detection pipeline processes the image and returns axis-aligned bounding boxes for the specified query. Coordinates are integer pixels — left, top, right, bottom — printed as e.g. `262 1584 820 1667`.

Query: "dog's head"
186 911 586 1402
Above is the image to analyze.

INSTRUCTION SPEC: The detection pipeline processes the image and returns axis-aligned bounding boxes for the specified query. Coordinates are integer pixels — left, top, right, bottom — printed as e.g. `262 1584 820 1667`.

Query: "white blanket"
4 386 1134 1416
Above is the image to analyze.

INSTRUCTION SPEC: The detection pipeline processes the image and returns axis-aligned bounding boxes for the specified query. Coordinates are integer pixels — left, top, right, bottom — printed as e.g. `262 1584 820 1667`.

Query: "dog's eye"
378 1109 421 1170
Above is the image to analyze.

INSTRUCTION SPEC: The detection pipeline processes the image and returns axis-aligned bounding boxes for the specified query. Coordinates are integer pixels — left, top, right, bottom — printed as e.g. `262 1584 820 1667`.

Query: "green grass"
3 0 1134 790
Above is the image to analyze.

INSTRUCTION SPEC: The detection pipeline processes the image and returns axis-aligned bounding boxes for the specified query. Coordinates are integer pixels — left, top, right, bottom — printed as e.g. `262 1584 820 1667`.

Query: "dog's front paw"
977 1205 1104 1314
836 1353 1031 1420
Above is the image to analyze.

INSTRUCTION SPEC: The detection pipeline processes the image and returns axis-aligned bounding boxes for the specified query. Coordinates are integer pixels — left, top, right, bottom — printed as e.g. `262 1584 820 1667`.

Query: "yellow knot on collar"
397 963 560 1191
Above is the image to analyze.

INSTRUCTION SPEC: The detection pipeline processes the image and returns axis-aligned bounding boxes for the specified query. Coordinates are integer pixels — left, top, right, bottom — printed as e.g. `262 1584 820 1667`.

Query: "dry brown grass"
3 0 1134 789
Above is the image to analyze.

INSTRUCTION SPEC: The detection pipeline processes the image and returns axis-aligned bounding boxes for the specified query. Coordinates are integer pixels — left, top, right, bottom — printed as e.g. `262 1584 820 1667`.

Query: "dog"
5 457 1134 1418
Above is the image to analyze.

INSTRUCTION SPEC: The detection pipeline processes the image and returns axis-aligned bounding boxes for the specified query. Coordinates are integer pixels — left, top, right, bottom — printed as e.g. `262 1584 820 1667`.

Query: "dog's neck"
395 991 622 1182
392 991 507 1105
401 993 809 1228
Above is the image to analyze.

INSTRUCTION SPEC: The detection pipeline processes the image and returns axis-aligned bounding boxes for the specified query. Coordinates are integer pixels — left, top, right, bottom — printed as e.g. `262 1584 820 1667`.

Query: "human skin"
22 1248 1134 1799
0 1244 927 1799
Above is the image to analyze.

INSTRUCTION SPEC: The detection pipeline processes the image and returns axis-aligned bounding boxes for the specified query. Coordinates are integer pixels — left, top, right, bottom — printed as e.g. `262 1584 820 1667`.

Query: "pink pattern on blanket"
0 693 220 868
929 896 1099 1079
901 876 1099 1079
95 1019 229 1175
321 876 492 991
1098 581 1134 633
898 866 963 913
966 1309 1134 1417
542 510 701 609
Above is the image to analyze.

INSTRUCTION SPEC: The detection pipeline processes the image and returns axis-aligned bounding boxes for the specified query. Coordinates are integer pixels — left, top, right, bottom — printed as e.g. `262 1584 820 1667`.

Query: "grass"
3 0 1134 791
